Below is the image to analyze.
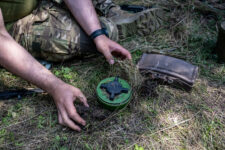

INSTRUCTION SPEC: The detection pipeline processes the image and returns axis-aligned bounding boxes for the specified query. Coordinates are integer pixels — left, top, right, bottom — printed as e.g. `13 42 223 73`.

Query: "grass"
0 0 225 149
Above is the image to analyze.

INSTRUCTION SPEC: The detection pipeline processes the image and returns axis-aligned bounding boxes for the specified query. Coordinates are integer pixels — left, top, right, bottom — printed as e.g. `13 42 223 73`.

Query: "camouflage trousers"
8 0 118 62
53 0 116 16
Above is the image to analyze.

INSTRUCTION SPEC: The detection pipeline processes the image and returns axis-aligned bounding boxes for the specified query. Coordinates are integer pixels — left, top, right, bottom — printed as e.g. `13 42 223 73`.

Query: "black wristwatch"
90 28 109 40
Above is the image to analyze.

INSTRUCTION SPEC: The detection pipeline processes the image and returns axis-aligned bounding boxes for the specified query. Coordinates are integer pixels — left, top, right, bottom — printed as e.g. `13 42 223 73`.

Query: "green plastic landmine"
96 77 132 111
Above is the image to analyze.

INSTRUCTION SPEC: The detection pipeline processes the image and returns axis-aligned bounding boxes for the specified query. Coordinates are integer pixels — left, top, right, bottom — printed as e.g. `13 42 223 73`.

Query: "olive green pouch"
138 53 199 91
0 0 38 23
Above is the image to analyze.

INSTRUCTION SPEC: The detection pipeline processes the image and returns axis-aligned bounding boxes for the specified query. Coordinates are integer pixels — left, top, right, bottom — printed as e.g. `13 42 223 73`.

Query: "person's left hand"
94 35 132 65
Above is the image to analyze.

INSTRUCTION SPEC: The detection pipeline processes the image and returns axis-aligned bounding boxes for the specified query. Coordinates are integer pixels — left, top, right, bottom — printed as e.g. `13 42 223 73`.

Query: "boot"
107 6 169 39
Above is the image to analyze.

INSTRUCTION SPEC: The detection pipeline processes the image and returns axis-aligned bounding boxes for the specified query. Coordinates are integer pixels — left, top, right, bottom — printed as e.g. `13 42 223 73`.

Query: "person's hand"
94 35 132 65
0 8 4 28
50 83 89 131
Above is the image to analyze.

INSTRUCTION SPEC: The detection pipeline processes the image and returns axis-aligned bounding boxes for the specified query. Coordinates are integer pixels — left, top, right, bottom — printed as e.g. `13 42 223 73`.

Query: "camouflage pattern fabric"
92 0 116 16
52 0 116 16
9 2 118 62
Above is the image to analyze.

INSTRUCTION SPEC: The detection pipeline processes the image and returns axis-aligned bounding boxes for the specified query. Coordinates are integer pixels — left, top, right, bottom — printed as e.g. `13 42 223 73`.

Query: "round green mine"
96 77 132 110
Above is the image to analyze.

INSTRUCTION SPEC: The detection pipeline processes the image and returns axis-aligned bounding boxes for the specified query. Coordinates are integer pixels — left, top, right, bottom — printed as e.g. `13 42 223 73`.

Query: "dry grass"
0 0 225 149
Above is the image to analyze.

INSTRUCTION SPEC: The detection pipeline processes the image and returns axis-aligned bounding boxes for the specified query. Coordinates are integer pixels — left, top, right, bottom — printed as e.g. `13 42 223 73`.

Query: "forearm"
62 0 132 64
63 0 101 35
0 31 63 95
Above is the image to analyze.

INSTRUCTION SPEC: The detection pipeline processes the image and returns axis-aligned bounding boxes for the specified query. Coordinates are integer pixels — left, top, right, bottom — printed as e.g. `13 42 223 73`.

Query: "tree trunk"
216 21 225 62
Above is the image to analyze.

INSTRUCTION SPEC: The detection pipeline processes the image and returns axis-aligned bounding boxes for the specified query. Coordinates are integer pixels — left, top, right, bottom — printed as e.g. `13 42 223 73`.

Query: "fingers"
58 110 81 131
113 43 132 60
57 91 88 131
0 8 5 28
65 102 86 126
60 110 81 131
0 8 2 20
104 43 132 64
58 109 84 132
103 50 115 65
54 84 90 131
58 111 63 125
77 90 89 108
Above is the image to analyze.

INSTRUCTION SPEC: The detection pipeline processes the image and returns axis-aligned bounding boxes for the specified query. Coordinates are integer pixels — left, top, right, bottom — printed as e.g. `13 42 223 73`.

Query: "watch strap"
90 28 109 40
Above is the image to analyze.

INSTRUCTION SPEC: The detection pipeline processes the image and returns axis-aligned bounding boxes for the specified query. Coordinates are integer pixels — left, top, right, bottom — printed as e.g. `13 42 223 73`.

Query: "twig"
149 117 192 136
172 16 187 29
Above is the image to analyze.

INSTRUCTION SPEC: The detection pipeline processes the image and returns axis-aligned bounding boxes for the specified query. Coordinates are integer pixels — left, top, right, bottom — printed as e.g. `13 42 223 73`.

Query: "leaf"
134 144 144 150
63 67 71 73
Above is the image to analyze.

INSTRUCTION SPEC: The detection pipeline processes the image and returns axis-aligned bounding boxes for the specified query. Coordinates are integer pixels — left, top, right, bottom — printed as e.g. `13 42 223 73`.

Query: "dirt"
76 105 112 122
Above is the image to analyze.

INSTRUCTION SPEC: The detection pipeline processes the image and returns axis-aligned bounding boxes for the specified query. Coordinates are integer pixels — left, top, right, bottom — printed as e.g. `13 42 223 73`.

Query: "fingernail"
82 121 86 126
109 59 114 65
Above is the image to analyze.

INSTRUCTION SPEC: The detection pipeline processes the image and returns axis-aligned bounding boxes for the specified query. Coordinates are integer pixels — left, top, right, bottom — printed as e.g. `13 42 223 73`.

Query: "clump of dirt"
76 104 111 122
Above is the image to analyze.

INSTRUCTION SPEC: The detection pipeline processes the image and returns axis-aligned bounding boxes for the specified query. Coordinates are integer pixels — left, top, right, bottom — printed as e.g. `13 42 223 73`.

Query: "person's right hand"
50 83 89 131
94 35 132 65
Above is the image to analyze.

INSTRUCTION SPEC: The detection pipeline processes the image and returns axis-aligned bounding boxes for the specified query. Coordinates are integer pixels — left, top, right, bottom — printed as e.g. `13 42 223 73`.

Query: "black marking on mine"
100 77 128 100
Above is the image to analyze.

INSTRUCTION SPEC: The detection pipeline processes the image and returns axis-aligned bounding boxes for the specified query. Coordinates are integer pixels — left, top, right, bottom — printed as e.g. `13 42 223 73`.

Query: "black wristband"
90 28 109 40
